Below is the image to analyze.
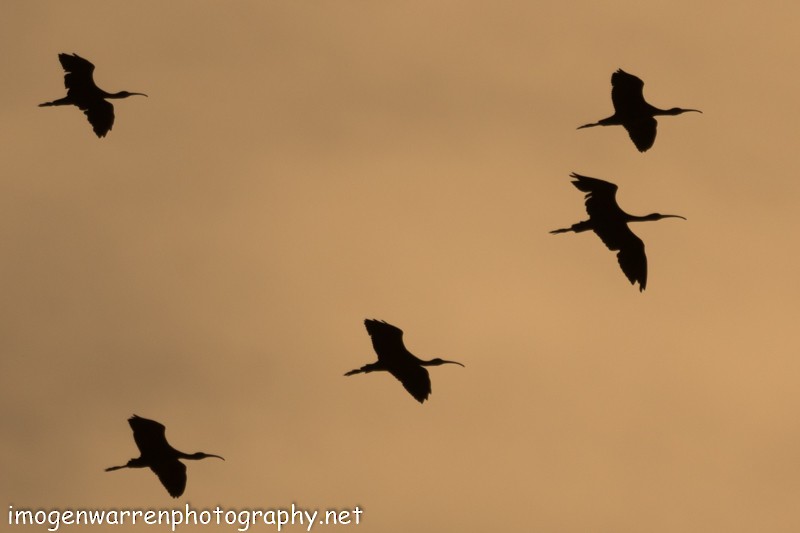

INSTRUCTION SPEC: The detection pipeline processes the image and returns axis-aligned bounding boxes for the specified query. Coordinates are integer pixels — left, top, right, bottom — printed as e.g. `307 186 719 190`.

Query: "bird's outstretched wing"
150 460 187 498
613 233 647 291
364 319 433 402
55 53 115 137
364 319 407 363
389 364 432 403
81 99 114 137
610 69 645 112
58 53 96 92
610 70 657 151
587 217 648 291
128 415 170 456
622 117 657 152
569 173 619 217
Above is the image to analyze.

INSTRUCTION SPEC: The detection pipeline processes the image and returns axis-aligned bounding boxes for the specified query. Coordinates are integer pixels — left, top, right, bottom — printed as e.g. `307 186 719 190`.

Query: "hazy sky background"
3 1 800 532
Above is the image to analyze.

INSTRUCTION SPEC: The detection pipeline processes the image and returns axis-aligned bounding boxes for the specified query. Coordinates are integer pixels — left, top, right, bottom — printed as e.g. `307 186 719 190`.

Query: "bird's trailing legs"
550 220 593 234
105 458 147 472
344 362 383 376
38 97 72 107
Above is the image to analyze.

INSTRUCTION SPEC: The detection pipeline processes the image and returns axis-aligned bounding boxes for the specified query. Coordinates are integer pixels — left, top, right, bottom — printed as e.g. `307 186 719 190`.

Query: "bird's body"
345 319 464 403
40 53 146 137
106 415 223 498
550 173 685 291
578 69 700 152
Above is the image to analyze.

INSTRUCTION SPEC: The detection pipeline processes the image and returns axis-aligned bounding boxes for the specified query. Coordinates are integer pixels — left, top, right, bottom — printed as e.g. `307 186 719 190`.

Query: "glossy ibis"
345 319 464 403
578 69 700 152
106 415 223 498
550 173 685 291
40 53 147 137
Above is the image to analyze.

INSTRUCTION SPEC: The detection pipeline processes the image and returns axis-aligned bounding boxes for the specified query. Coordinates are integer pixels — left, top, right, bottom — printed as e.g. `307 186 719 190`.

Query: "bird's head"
668 107 701 115
647 213 687 222
188 452 225 461
114 91 148 99
427 358 465 368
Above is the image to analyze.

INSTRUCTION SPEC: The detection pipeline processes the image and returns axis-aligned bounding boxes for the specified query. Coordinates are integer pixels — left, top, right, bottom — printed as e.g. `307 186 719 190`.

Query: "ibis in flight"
106 415 223 498
345 319 464 403
40 53 147 137
550 173 685 291
578 69 701 152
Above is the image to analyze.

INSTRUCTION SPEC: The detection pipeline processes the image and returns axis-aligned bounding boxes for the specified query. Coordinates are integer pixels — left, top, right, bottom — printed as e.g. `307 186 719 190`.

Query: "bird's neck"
652 107 686 116
179 451 223 461
104 91 145 99
176 451 203 460
629 213 661 222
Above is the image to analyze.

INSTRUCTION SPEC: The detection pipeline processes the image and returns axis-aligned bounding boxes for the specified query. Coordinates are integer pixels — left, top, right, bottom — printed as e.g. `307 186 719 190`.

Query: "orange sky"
3 2 800 532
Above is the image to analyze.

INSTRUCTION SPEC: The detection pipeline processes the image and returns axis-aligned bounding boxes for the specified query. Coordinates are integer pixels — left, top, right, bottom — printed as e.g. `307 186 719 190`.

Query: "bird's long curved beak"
443 360 465 367
133 92 148 97
665 214 687 220
683 108 701 113
209 454 225 461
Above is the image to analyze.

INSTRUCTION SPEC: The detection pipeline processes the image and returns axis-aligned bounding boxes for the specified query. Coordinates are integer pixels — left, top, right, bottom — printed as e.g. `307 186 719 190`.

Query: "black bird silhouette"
39 53 147 137
345 319 464 403
550 173 685 291
106 415 223 498
578 69 701 152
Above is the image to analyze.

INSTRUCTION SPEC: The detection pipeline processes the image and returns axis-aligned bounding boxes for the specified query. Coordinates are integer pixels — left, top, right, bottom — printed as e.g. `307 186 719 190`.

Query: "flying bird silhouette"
106 415 223 498
345 319 464 403
39 53 147 137
578 69 701 152
550 173 685 291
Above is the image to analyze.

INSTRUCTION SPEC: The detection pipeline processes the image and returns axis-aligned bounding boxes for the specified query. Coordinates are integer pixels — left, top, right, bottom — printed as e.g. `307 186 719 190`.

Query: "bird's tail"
577 122 600 129
104 465 127 472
